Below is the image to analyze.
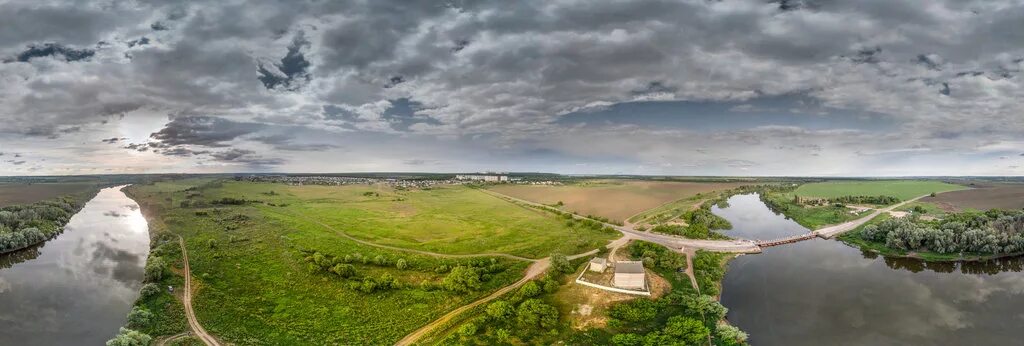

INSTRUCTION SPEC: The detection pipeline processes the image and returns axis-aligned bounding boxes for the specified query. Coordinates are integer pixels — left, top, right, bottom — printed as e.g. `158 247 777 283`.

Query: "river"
0 186 150 345
714 193 1024 345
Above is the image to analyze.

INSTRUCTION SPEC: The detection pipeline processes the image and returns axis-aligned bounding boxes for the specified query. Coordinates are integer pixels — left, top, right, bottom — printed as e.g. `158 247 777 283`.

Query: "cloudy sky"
1 0 1023 176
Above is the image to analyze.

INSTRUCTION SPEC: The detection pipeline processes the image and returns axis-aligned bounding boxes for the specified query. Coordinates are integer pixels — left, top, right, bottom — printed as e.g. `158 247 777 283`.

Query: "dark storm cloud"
1 0 1024 175
257 34 311 91
149 116 265 147
209 148 284 166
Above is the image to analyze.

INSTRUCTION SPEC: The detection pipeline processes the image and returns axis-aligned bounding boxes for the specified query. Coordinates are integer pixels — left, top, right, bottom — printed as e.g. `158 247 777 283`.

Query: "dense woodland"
861 210 1024 255
0 193 94 253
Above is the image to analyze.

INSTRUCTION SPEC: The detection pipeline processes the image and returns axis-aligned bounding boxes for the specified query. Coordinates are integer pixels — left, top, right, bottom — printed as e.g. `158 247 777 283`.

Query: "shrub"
105 328 152 346
139 283 161 298
143 257 166 282
126 306 153 328
442 266 481 292
515 299 559 330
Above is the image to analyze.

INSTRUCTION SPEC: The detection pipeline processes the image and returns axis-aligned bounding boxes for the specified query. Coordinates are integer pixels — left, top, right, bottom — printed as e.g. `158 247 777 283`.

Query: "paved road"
178 236 222 346
815 195 927 238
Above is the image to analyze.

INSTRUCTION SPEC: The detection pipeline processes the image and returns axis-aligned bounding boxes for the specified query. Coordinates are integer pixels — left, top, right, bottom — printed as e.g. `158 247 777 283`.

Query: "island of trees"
0 193 94 254
858 210 1024 260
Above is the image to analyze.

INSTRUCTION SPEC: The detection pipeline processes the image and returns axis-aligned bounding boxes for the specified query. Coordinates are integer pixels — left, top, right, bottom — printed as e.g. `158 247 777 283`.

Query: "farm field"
124 179 628 344
791 180 967 201
920 183 1024 211
0 183 98 207
488 180 745 223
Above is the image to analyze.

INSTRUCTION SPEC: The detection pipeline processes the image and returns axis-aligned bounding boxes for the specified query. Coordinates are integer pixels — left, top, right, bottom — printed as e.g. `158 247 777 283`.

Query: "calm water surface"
717 193 1024 345
0 186 149 345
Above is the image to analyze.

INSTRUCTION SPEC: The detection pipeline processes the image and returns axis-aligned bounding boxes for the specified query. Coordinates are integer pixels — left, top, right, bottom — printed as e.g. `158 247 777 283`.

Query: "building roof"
615 261 645 274
590 257 607 265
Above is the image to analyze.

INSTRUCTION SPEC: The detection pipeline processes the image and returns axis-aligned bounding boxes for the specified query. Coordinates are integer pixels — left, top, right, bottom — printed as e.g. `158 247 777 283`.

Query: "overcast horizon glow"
1 0 1023 177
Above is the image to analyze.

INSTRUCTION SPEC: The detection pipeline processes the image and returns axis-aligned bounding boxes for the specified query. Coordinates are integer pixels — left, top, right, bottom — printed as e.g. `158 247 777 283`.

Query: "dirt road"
178 236 222 346
394 259 551 346
815 195 927 238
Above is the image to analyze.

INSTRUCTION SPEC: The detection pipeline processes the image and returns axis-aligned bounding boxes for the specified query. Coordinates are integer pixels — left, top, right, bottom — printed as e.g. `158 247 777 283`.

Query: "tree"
683 294 727 321
611 333 644 346
140 283 161 298
105 328 152 346
395 259 408 270
716 322 749 346
517 281 541 298
487 300 515 319
457 322 477 337
550 253 573 273
144 257 166 282
442 266 481 292
330 263 356 278
126 306 153 328
516 299 559 330
662 316 709 346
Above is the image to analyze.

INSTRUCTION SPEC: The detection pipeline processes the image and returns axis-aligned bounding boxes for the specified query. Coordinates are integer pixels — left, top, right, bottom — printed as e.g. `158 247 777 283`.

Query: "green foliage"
515 299 559 330
861 210 1024 255
693 251 727 296
608 299 659 324
628 241 686 271
0 194 92 253
126 306 153 329
395 259 407 270
549 253 574 273
487 300 515 319
662 315 710 345
716 322 749 346
139 283 161 298
143 256 166 282
105 328 152 346
442 266 482 292
516 281 541 299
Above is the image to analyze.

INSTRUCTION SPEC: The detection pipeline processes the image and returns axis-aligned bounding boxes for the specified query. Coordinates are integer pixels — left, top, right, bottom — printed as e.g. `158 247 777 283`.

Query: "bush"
549 253 573 274
139 283 161 298
442 266 481 292
395 259 408 270
516 299 559 330
105 328 152 346
143 257 166 282
487 300 515 319
126 306 153 328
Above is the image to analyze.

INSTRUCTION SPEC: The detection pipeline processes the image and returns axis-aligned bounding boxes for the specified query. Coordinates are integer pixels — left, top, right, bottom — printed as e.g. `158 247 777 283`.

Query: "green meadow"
125 179 619 344
791 180 967 201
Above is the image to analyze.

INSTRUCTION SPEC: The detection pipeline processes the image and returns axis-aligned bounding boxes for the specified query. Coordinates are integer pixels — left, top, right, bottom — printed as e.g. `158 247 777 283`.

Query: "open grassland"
791 180 967 201
921 183 1024 211
204 182 619 258
0 183 97 207
489 180 745 223
126 179 616 344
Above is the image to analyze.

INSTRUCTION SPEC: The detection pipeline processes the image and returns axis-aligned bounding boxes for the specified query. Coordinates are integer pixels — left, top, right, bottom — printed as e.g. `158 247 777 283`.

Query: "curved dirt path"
395 259 551 346
178 236 222 346
266 208 537 262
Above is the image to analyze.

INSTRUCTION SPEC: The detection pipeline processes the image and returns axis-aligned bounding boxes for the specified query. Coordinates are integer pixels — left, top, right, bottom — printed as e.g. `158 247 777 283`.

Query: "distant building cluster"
455 174 509 182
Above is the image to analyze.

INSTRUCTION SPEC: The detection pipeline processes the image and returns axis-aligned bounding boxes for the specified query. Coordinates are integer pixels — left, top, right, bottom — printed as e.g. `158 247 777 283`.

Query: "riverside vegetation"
0 192 96 254
846 210 1024 261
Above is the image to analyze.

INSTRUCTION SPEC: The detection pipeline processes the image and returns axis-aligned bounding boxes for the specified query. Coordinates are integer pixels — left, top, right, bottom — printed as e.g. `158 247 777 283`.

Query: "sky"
1 0 1023 177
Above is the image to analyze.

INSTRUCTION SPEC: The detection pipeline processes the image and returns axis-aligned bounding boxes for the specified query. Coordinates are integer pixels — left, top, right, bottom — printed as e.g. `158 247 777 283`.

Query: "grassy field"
0 183 98 207
125 179 619 344
920 183 1024 211
791 180 967 201
204 182 619 258
489 180 745 223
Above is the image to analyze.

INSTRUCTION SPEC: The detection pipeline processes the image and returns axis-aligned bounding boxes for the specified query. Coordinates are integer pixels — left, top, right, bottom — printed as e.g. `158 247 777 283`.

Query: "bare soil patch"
489 180 745 222
921 183 1024 211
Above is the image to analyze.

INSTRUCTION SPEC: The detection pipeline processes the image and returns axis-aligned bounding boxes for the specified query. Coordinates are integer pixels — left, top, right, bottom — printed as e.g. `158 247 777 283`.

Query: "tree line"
861 210 1024 255
648 208 732 240
303 250 509 293
0 193 93 254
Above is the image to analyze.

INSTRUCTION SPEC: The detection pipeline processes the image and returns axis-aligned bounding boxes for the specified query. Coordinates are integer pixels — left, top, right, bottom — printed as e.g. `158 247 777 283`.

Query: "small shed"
588 257 607 272
613 261 646 290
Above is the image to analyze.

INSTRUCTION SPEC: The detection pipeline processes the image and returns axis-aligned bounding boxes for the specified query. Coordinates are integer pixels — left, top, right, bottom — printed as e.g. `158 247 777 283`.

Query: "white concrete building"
588 258 607 272
613 261 646 290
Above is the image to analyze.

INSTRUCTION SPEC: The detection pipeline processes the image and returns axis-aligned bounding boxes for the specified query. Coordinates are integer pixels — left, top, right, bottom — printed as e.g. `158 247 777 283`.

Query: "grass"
761 193 866 229
125 179 618 345
0 182 98 207
791 180 967 201
489 180 745 223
